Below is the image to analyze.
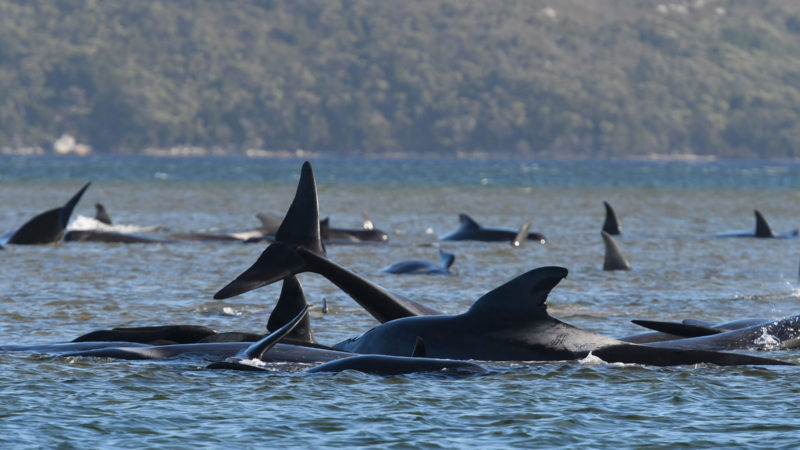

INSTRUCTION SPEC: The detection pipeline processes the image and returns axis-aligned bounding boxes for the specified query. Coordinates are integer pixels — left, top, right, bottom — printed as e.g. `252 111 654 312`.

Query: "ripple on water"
3 158 800 447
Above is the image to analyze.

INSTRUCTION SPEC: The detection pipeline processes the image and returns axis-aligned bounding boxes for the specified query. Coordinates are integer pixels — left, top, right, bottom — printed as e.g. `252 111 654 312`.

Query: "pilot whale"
255 210 389 244
331 266 790 366
382 250 455 275
64 230 175 244
621 315 800 351
3 277 346 363
439 213 545 244
715 210 798 239
208 306 486 375
3 182 90 245
214 162 790 366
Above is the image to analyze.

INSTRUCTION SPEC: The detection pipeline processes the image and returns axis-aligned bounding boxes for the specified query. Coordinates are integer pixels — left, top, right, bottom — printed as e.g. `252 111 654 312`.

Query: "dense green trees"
1 0 800 158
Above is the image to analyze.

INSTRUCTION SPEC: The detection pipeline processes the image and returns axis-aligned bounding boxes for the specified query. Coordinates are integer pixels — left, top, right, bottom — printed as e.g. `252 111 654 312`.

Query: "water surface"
1 156 800 448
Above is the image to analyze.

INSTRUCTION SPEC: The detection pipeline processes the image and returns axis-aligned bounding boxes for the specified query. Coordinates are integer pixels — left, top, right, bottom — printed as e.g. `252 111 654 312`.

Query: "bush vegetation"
2 0 800 158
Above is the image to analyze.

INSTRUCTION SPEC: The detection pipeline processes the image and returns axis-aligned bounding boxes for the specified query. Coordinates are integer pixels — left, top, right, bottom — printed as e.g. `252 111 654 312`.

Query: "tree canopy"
2 0 800 158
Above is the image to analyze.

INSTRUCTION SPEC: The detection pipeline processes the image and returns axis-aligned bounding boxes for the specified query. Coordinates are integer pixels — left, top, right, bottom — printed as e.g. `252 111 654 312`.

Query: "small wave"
578 352 634 367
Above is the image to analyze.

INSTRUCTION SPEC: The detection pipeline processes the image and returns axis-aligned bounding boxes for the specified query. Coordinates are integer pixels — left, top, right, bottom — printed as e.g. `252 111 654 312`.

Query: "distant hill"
2 0 800 158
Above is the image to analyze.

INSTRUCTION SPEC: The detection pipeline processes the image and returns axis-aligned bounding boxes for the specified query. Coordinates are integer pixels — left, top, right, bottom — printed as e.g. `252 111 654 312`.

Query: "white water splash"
221 307 245 316
578 352 634 367
754 330 781 349
68 214 163 233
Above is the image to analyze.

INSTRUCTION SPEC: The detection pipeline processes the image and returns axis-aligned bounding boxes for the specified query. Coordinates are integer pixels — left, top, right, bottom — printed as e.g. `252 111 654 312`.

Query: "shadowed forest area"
2 0 800 158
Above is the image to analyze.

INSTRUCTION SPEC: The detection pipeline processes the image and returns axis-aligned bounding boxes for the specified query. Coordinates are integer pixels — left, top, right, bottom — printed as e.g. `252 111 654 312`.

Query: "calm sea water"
2 155 800 448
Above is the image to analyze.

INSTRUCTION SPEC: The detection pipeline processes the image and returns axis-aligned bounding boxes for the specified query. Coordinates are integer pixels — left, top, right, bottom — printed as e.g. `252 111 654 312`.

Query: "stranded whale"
208 306 486 375
214 162 790 366
715 210 798 239
621 316 800 351
255 210 389 245
382 250 455 275
330 266 790 366
439 214 545 244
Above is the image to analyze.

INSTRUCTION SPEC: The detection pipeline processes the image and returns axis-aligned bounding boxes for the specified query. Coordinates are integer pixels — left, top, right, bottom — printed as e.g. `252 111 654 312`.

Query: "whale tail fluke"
214 162 324 299
602 231 631 271
275 162 325 254
602 201 621 235
9 182 90 244
754 210 776 238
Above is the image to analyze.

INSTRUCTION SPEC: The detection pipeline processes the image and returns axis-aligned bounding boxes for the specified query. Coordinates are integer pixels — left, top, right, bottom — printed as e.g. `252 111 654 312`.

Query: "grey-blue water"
2 155 800 448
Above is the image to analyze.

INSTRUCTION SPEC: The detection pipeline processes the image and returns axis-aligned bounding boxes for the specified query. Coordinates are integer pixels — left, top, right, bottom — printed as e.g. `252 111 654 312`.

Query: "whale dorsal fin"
94 203 112 225
631 320 723 338
255 212 282 234
602 201 621 235
319 217 330 240
458 213 481 230
9 182 90 244
438 250 455 271
241 305 309 361
275 162 325 254
467 266 568 320
511 221 531 248
754 210 775 238
266 276 315 344
412 336 427 357
602 231 631 271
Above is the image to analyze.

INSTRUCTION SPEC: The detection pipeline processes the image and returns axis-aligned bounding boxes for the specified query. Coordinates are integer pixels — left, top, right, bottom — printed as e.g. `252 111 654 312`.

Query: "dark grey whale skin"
214 162 791 367
439 213 546 244
6 182 90 245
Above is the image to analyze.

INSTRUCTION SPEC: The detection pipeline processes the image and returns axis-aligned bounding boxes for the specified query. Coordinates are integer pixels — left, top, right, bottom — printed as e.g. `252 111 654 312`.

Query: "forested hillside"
2 0 800 158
